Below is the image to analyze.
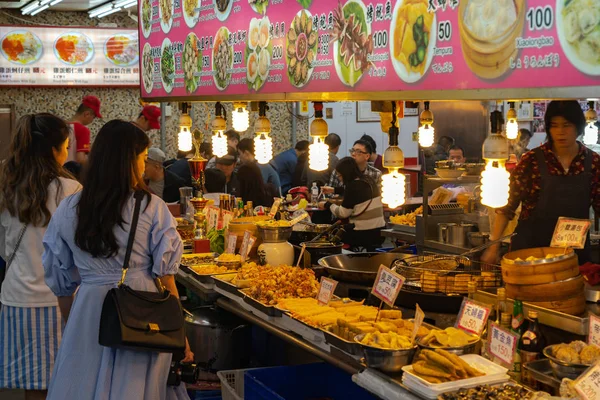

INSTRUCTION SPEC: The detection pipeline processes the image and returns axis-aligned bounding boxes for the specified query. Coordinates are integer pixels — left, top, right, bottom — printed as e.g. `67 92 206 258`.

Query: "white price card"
589 314 600 347
487 322 519 366
317 277 338 305
411 304 425 344
551 217 591 249
207 206 219 231
240 231 252 262
269 198 282 218
290 211 309 225
575 362 600 400
222 210 235 230
371 265 405 307
456 298 491 336
226 234 237 254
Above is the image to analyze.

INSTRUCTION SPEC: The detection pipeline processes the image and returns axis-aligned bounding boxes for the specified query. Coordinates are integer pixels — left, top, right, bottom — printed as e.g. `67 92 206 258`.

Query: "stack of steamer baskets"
501 247 585 316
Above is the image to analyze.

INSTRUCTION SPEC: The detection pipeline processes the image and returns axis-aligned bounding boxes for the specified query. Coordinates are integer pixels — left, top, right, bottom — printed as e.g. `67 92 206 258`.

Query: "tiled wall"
0 10 308 158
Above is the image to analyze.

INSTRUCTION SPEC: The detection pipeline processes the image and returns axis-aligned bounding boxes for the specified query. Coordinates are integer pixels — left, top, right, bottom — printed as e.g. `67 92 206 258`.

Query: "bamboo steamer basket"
458 0 525 79
505 275 584 302
501 247 579 285
526 295 587 316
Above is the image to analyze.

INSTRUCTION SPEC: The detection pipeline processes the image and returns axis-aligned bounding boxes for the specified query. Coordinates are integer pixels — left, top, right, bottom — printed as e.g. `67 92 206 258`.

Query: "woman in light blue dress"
42 120 192 400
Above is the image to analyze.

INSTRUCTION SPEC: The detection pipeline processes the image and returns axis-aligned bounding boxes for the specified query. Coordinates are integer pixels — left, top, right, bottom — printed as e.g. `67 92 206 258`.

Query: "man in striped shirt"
325 139 382 195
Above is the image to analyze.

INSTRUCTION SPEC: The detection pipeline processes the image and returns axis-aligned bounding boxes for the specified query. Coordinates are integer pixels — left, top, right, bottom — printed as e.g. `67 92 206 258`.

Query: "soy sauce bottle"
520 310 545 388
509 300 524 382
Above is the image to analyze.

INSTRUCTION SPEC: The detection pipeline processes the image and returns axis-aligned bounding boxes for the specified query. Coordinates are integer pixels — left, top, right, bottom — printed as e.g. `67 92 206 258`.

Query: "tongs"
460 233 516 257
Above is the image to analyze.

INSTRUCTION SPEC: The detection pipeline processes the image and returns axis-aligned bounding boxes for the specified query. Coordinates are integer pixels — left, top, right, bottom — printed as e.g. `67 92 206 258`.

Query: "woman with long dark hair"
319 157 385 251
237 162 278 207
0 113 80 400
43 120 192 399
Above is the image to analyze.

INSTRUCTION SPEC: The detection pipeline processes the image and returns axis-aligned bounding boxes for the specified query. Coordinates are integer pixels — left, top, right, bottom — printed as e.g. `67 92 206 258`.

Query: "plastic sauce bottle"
311 182 319 205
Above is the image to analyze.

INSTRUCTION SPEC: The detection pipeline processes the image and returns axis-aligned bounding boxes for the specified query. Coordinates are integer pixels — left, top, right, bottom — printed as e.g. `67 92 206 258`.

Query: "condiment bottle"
519 310 545 388
509 300 525 382
495 288 507 324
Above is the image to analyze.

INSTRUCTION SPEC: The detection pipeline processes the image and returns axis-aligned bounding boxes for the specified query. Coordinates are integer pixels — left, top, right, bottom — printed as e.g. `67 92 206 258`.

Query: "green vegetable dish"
408 15 428 69
249 0 268 14
161 44 175 92
183 33 202 93
141 0 152 35
296 0 312 7
207 229 226 254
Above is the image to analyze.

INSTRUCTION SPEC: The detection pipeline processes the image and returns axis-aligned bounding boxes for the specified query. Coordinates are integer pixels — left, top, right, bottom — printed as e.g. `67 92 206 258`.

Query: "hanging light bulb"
418 101 434 147
506 101 519 140
178 102 193 152
254 101 273 164
382 101 406 209
232 102 250 132
481 110 510 208
309 102 329 172
584 101 598 146
211 102 228 157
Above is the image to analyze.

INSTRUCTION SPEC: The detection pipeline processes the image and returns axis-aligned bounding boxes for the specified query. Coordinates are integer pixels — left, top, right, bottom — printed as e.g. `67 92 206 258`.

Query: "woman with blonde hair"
0 113 80 400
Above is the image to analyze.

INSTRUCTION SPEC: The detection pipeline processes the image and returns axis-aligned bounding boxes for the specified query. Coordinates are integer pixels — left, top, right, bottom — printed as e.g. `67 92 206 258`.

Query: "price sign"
222 210 235 230
317 277 338 305
247 236 257 257
589 314 600 347
411 304 425 344
207 206 219 230
487 322 519 366
371 265 405 307
551 217 591 249
240 231 252 262
290 211 309 225
269 198 282 218
575 362 600 400
226 234 237 254
456 298 491 336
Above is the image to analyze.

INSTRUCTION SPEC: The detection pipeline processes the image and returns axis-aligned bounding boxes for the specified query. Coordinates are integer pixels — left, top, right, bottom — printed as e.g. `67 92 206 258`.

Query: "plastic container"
244 363 377 400
218 369 252 400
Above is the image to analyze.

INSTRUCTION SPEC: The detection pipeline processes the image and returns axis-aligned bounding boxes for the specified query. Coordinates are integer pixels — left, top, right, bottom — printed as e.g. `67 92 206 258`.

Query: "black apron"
511 147 593 264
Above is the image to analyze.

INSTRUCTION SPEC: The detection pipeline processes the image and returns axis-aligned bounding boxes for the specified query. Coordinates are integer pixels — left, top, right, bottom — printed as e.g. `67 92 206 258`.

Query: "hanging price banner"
575 362 600 400
487 322 519 366
551 217 591 249
226 234 237 254
269 198 282 218
240 231 252 262
589 314 600 347
456 298 491 336
411 304 425 344
317 277 338 305
371 265 405 307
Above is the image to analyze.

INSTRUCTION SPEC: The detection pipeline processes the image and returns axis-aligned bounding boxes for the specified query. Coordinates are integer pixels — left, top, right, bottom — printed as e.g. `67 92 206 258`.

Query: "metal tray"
322 329 363 356
240 291 283 318
523 359 561 394
212 275 242 296
181 266 233 284
389 223 417 234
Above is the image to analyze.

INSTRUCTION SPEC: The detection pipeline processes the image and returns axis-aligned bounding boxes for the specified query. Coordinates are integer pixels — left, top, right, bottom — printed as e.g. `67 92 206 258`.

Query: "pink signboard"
139 0 600 101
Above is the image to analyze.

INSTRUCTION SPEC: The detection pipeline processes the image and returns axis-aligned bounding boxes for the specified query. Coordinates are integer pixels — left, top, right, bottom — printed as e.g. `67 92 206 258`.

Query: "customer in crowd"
319 157 385 251
206 130 241 169
237 163 279 207
237 138 281 195
302 133 341 187
0 113 81 400
133 105 161 133
203 168 227 206
448 145 466 164
424 135 455 174
270 140 309 194
67 95 101 165
166 149 195 187
144 147 186 203
361 134 384 173
64 160 83 182
292 151 309 188
42 120 192 399
325 139 382 195
214 150 239 196
512 128 533 160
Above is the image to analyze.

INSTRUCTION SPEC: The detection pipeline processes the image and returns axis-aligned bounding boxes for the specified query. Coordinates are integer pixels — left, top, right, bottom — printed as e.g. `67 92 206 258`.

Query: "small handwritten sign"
269 198 282 218
240 231 252 262
551 217 591 249
487 322 519 366
207 206 219 231
411 304 425 344
317 277 338 305
456 298 491 336
222 210 235 230
575 362 600 400
371 265 405 307
226 234 237 254
589 314 600 347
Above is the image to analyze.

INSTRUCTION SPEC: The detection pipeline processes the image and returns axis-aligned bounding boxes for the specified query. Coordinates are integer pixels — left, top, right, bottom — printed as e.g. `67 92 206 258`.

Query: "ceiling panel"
0 0 122 11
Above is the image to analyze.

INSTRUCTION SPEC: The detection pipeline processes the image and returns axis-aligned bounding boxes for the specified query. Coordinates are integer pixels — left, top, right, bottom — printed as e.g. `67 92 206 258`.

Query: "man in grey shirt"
144 148 186 203
302 133 341 187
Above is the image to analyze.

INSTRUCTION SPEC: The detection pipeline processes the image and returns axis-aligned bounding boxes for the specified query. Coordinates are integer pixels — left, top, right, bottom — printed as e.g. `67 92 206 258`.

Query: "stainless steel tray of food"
474 289 589 336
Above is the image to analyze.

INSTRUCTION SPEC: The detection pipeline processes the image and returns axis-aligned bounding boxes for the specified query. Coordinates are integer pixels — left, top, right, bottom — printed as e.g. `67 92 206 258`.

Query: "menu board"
0 26 140 87
139 0 600 101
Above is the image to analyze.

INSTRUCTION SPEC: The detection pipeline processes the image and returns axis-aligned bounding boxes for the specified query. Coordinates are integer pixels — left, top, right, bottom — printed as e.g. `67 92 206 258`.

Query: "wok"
318 252 414 284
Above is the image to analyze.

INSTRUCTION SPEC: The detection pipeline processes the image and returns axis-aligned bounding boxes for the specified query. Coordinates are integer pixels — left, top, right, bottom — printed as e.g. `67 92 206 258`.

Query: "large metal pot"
184 306 251 372
257 226 293 243
299 241 343 268
318 252 414 284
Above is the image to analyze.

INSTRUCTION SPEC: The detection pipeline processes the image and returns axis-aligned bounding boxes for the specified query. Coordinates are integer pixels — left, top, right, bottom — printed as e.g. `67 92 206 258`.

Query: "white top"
0 177 81 307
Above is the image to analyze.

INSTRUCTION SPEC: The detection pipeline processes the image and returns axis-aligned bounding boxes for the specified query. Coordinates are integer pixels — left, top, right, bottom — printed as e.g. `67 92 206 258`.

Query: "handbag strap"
6 224 27 270
118 191 144 286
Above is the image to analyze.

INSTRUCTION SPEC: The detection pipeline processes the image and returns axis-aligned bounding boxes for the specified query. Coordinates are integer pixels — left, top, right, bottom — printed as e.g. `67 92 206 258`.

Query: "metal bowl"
468 232 490 247
354 334 417 372
416 338 480 356
257 226 293 243
463 163 485 176
543 345 590 380
317 252 414 284
435 168 465 179
215 260 242 270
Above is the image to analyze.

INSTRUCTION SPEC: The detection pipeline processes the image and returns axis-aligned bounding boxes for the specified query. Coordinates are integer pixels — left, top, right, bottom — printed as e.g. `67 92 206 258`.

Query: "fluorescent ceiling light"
97 7 122 18
50 0 63 5
115 0 136 7
22 1 41 14
122 0 138 8
89 4 114 17
30 4 49 15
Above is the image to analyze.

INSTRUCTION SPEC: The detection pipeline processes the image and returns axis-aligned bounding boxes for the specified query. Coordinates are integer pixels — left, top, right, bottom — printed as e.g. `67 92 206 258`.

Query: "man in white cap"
144 147 186 203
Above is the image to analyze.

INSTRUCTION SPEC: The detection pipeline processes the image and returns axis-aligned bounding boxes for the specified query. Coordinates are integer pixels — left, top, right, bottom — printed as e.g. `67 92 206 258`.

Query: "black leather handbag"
99 191 186 353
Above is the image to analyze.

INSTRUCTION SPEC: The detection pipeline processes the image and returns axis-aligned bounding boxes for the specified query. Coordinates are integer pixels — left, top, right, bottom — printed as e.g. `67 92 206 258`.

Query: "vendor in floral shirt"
482 101 600 264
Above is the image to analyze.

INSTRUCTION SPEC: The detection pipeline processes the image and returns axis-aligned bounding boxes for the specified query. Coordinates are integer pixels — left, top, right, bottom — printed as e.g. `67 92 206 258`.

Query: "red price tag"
589 314 600 347
551 217 591 249
317 277 338 305
575 362 600 400
487 322 519 366
371 265 405 307
226 234 237 254
456 298 491 336
240 231 252 262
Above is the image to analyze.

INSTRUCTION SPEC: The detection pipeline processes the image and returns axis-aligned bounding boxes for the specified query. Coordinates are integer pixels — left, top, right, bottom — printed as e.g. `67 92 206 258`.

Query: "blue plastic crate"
243 363 377 400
